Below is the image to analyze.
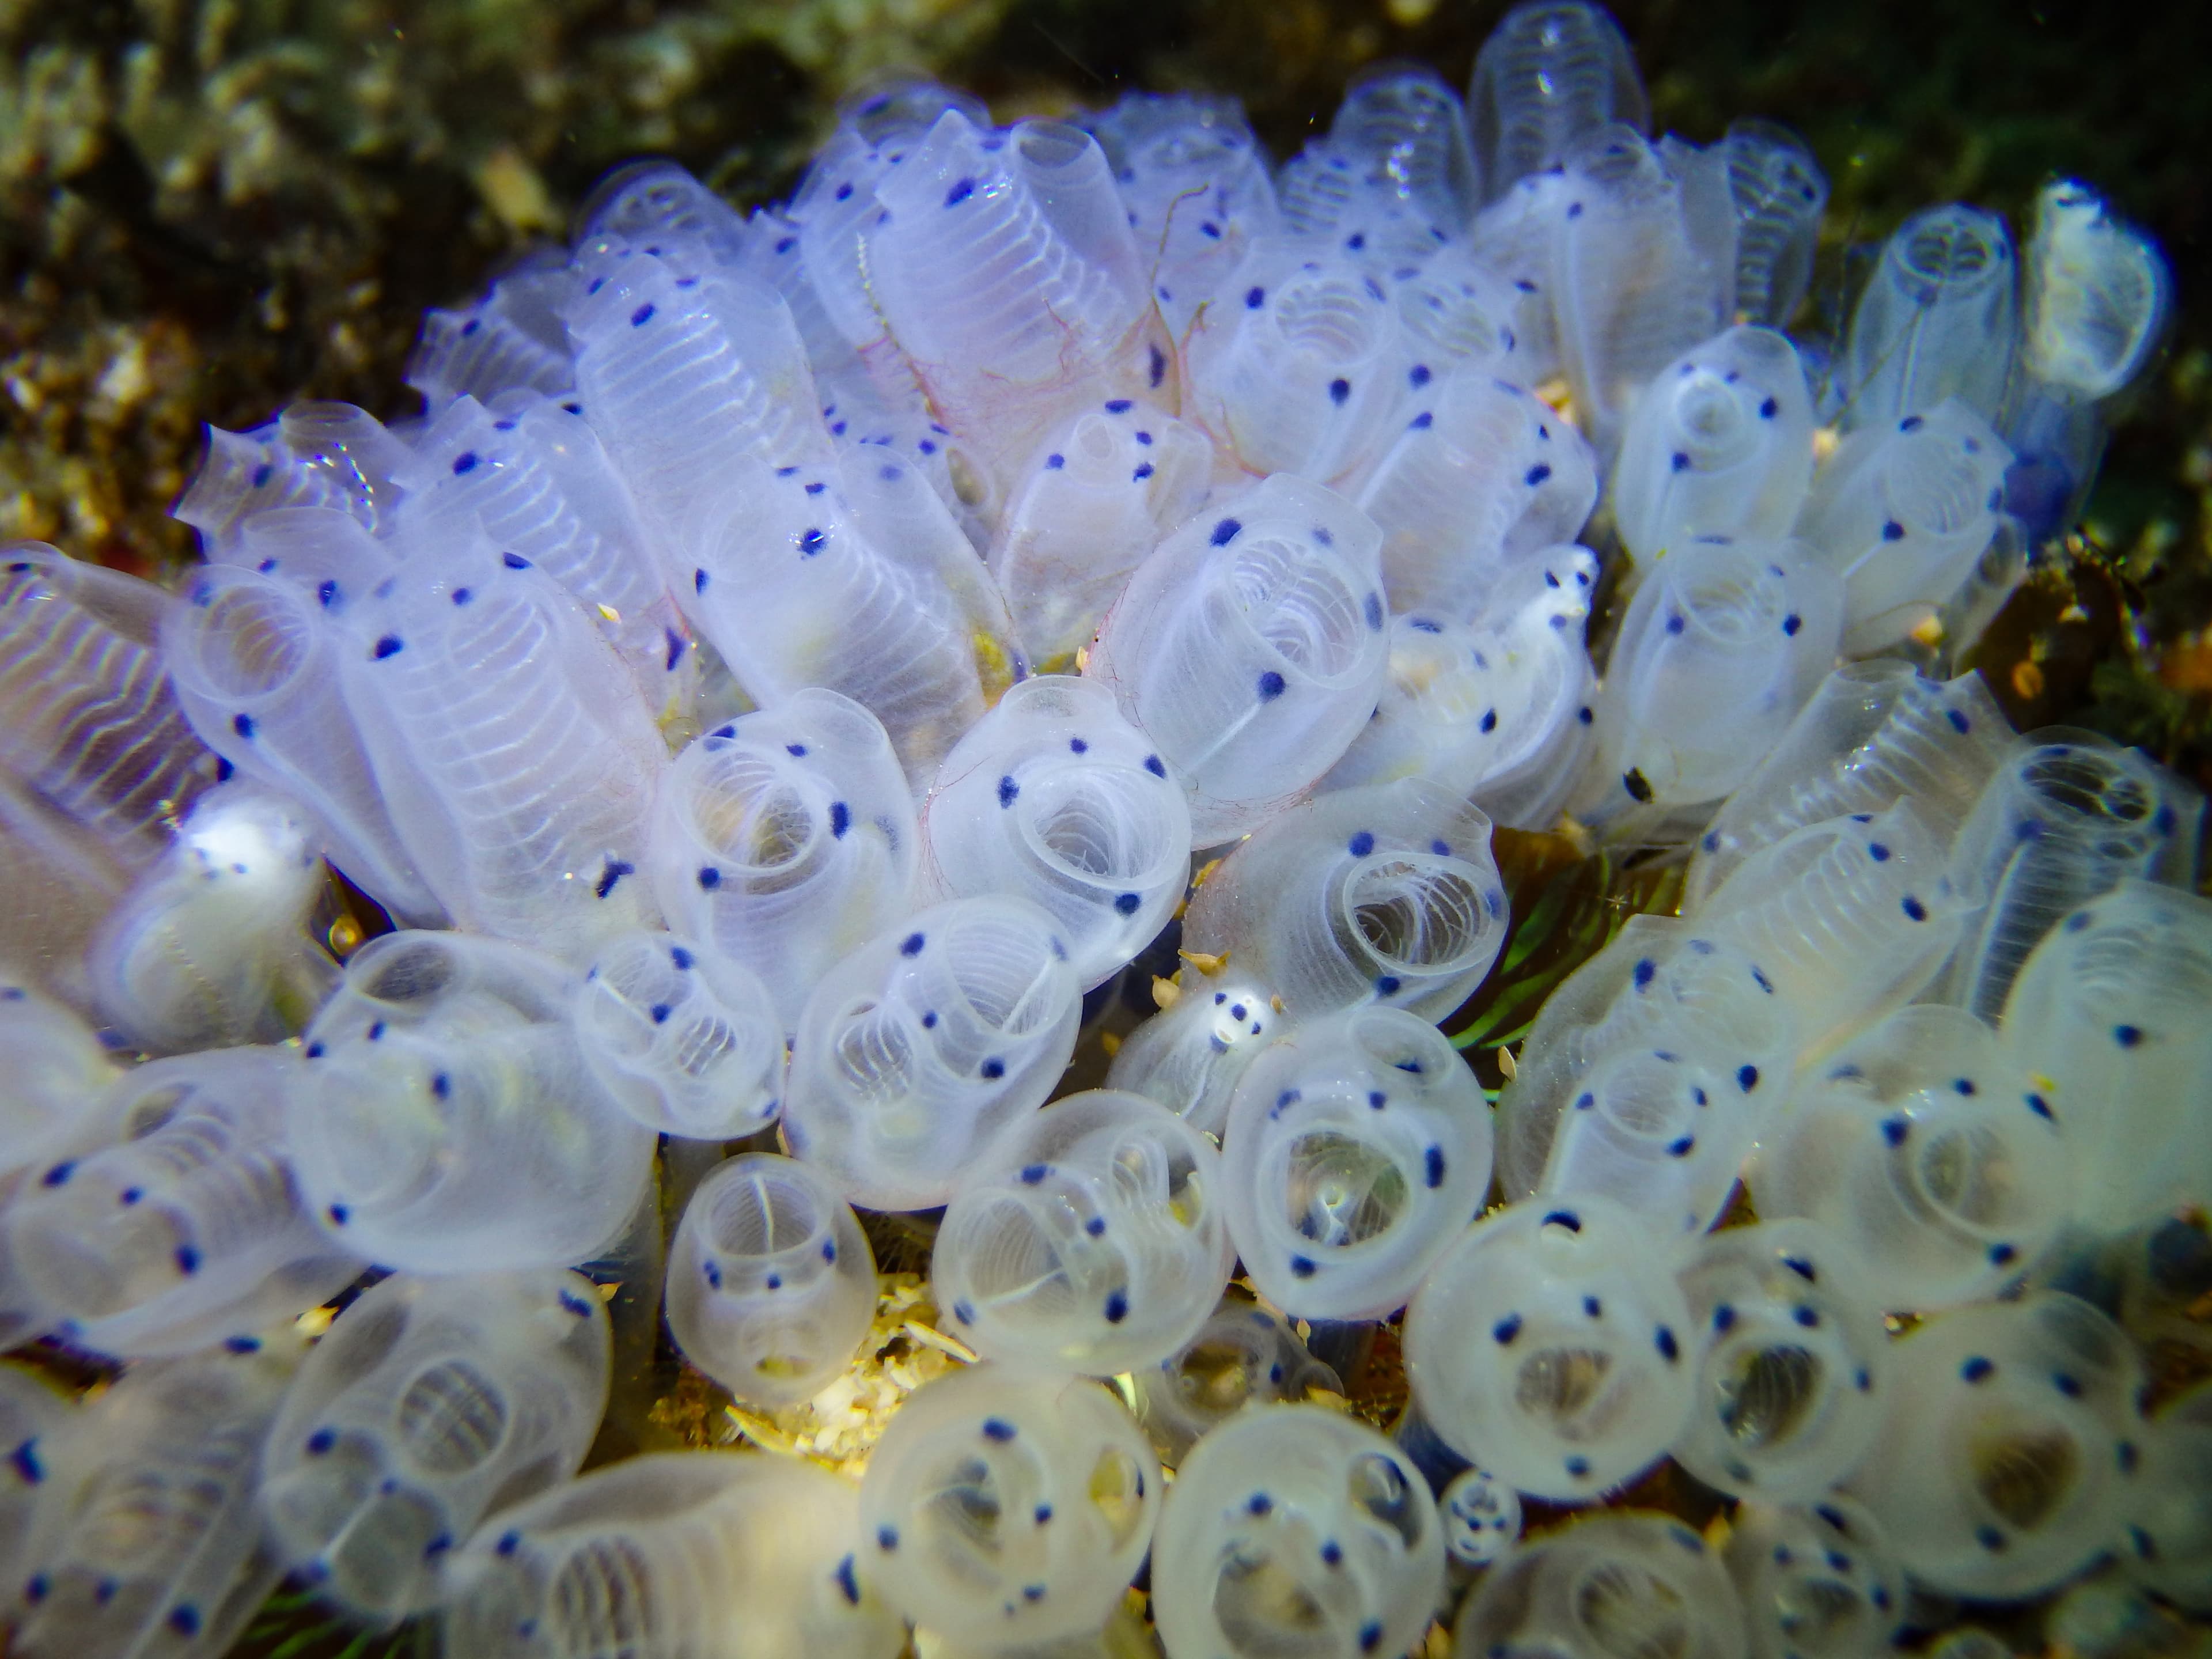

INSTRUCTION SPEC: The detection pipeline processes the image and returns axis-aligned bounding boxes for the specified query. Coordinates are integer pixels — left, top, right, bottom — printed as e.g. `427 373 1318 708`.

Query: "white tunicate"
1220 1006 1493 1321
1403 1196 1697 1499
174 403 410 559
2126 1377 2212 1613
0 544 217 870
12 1341 300 1659
1128 1301 1342 1466
1468 1 1649 203
0 770 132 1006
1722 1497 1902 1659
7 1046 360 1358
1941 730 2202 1022
1752 1003 2070 1312
1719 120 1828 328
87 780 337 1054
573 930 786 1139
1843 1292 2147 1601
1180 777 1506 1021
1151 1404 1443 1659
858 1366 1159 1651
1439 1465 1522 1567
1573 536 1843 830
664 1153 877 1408
441 1450 904 1659
1495 918 1798 1242
1101 973 1285 1139
1841 204 2017 433
1088 92 1282 342
160 518 438 922
679 450 1002 786
1694 801 1965 1055
0 980 121 1180
919 676 1191 991
1796 399 2016 655
259 1269 611 1623
1670 1219 1890 1501
649 689 918 1035
404 247 575 410
2001 880 2212 1233
336 550 666 964
1084 475 1391 844
1452 1510 1747 1659
1389 243 1527 385
1612 327 1816 565
287 929 655 1273
933 1090 1233 1374
1181 241 1409 484
1279 63 1478 256
1355 370 1600 621
987 400 1212 668
1321 546 1598 831
1550 126 1738 446
2021 179 2171 400
0 1367 70 1598
781 895 1082 1211
1687 661 2014 910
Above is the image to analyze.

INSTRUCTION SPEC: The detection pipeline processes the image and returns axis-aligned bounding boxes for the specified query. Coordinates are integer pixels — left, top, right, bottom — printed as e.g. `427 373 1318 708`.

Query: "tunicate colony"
0 2 2201 1654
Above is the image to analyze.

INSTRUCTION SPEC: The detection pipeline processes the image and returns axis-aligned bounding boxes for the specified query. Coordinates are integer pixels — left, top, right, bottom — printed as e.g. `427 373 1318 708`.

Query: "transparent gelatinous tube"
13 1342 300 1659
934 1090 1232 1374
1495 918 1797 1241
1283 62 1478 248
1440 1465 1522 1568
1084 476 1391 843
404 246 575 411
1101 972 1285 1139
1179 777 1506 1021
781 895 1082 1211
1128 1301 1342 1466
858 1366 1160 1650
1573 536 1842 827
1152 1404 1444 1659
1722 1497 1902 1659
2001 880 2212 1232
441 1450 904 1659
1719 120 1827 328
919 676 1191 991
1403 1196 1697 1499
1219 1006 1494 1321
574 930 786 1139
1843 1292 2147 1600
1687 661 2013 910
1751 1003 2070 1312
0 1366 70 1596
2021 180 2170 400
1841 204 2017 432
1670 1219 1891 1501
6 1046 360 1358
1467 1 1649 203
1796 399 2016 654
287 930 655 1274
1452 1510 1747 1659
1610 326 1816 566
664 1154 877 1408
649 688 918 1035
2127 1378 2212 1613
259 1269 611 1623
1942 730 2202 1022
1320 546 1599 832
1354 370 1600 621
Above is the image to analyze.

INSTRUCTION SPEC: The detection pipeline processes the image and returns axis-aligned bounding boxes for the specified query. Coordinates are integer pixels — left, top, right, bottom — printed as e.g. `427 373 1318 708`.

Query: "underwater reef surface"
4 0 2212 792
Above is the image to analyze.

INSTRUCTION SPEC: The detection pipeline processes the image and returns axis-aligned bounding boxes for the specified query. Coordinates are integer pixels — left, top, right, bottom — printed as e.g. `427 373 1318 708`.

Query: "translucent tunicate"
287 930 656 1273
2126 1377 2212 1612
781 895 1082 1211
1840 204 2018 432
1084 475 1392 843
664 1154 877 1408
919 677 1191 991
1439 1465 1522 1567
1101 973 1285 1140
1127 1301 1342 1466
1219 1006 1494 1321
1151 1404 1444 1659
573 930 786 1139
933 1090 1233 1374
858 1366 1159 1650
1721 1497 1903 1659
1467 1 1649 202
441 1450 904 1659
648 690 918 1035
1403 1196 1698 1499
1719 120 1828 328
1844 1292 2147 1600
1452 1510 1747 1659
259 1269 611 1623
